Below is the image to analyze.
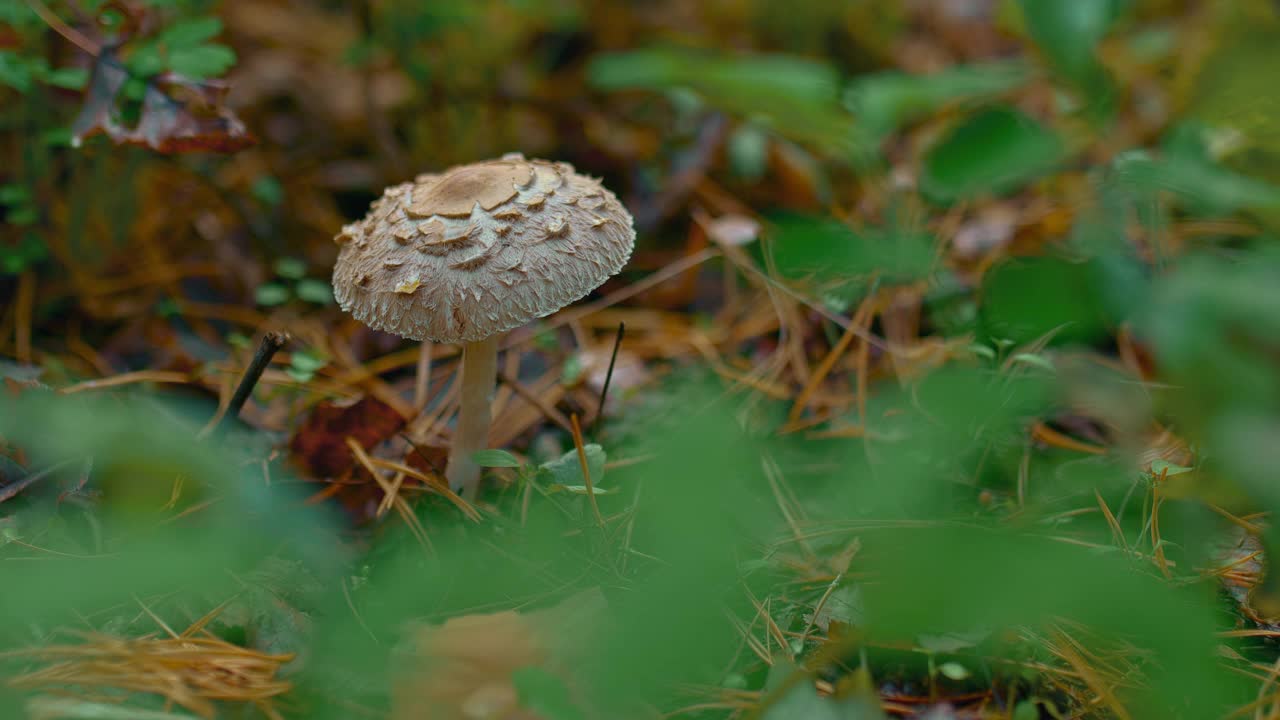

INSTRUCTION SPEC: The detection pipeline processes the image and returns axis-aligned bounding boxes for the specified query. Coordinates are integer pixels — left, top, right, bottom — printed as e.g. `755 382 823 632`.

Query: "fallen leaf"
289 396 406 478
71 47 254 153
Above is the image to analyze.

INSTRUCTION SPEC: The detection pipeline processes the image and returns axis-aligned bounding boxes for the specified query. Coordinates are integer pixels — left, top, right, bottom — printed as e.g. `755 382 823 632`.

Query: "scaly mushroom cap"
332 154 636 343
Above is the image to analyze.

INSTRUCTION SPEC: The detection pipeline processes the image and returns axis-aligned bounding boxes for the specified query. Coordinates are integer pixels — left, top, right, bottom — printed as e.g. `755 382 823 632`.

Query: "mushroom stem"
445 335 500 500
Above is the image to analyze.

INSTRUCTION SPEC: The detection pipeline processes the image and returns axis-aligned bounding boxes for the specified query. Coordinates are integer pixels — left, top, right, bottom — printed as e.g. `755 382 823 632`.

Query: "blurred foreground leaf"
1017 0 1124 119
979 255 1117 346
844 62 1032 139
761 662 887 720
1112 149 1280 214
920 107 1064 204
0 391 346 624
588 47 867 161
859 524 1242 716
764 212 935 290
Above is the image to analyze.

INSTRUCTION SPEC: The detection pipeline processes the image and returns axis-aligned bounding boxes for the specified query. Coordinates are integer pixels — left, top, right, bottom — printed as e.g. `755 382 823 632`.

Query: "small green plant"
256 257 334 308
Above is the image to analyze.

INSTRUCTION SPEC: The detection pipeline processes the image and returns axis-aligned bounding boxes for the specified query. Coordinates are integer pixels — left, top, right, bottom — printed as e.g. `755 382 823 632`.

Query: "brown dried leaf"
71 48 255 154
289 396 406 478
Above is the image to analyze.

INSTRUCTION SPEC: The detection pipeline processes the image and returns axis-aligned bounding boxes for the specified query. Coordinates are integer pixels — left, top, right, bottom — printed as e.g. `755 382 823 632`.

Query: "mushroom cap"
332 154 636 343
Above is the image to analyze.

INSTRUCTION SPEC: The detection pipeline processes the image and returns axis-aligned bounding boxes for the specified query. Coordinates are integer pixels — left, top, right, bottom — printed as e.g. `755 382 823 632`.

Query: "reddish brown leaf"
71 48 255 154
404 441 450 477
289 396 406 478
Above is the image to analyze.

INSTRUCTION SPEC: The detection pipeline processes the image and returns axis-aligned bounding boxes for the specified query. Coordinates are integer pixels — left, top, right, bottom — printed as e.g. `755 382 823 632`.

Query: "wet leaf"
920 106 1064 204
289 396 407 478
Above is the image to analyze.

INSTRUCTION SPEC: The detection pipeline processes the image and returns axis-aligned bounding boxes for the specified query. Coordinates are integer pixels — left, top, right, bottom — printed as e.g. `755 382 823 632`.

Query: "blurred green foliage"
6 0 1280 718
920 107 1065 205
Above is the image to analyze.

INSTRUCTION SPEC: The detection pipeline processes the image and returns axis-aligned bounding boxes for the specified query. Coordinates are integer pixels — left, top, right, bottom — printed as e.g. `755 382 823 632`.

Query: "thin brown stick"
570 414 605 528
14 270 34 364
497 370 573 434
200 332 289 437
24 0 101 56
58 370 192 394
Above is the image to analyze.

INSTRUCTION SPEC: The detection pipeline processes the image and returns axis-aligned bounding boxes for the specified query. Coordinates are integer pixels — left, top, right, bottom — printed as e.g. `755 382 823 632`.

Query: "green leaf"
1150 459 1194 477
728 123 769 181
252 175 285 206
555 485 616 496
168 44 237 80
560 354 584 385
764 212 936 286
1012 701 1040 720
8 206 38 226
1008 353 1056 372
286 366 315 383
920 106 1063 204
938 662 971 681
511 667 586 720
273 257 307 280
589 47 838 105
254 282 291 306
472 449 523 468
916 629 988 654
290 348 329 373
296 278 334 305
0 232 48 275
158 16 224 49
1018 0 1124 117
41 66 89 90
126 43 166 79
540 444 606 487
41 126 74 147
844 61 1031 137
1112 149 1280 214
588 47 866 162
0 50 38 93
760 662 887 720
0 183 31 206
979 256 1113 346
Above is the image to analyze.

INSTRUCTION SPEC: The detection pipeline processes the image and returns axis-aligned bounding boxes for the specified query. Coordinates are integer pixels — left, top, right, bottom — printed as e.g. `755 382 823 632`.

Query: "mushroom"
331 153 636 499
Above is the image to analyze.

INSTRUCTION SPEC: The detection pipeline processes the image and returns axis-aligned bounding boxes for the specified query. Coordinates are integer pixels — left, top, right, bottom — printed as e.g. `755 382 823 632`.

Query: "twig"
15 271 34 364
497 370 574 434
570 414 605 528
24 0 101 57
589 322 625 439
0 459 78 505
200 332 288 438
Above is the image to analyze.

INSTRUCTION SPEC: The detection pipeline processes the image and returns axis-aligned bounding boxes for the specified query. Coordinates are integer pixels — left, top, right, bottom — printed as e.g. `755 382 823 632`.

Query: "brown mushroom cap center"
408 161 534 218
